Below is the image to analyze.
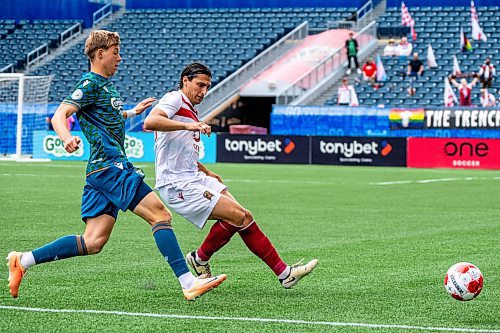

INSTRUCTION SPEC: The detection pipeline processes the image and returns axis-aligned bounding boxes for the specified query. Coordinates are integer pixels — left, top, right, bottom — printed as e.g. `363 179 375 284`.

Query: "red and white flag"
444 77 458 107
471 1 487 41
401 1 417 41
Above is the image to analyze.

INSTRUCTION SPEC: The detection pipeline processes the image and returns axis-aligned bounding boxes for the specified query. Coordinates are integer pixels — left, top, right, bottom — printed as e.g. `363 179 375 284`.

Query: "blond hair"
84 30 120 61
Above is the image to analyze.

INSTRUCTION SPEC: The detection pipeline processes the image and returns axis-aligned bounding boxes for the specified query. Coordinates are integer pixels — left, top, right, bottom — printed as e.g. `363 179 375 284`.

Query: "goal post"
0 73 54 161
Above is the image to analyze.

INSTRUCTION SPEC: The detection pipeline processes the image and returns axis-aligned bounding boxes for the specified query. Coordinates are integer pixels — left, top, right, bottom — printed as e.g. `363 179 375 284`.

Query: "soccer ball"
444 262 483 301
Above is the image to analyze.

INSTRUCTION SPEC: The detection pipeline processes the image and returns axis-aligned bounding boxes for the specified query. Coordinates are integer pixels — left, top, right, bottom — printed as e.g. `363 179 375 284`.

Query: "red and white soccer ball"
444 262 483 301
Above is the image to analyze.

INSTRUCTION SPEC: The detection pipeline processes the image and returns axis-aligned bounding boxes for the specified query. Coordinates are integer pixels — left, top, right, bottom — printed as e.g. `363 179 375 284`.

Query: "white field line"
0 163 84 168
0 172 331 185
0 306 499 333
371 177 500 186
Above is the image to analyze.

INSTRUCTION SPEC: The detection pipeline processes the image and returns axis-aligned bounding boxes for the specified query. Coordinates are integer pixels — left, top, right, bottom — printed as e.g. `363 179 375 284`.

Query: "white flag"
376 55 388 82
471 1 487 41
427 44 438 68
452 55 462 76
444 77 458 107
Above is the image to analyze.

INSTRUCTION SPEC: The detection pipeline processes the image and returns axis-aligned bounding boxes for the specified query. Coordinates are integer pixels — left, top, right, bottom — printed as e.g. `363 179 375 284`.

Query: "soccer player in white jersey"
144 62 318 290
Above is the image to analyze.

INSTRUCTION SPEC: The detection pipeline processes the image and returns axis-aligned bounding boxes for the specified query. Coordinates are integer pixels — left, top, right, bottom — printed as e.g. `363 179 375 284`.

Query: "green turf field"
1 161 499 333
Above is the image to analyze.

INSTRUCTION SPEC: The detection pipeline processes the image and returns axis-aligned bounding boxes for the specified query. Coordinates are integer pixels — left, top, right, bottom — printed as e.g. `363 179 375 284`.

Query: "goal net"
0 74 54 161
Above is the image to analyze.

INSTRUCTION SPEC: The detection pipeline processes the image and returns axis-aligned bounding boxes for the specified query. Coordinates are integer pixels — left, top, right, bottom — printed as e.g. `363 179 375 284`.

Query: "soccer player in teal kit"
7 30 225 301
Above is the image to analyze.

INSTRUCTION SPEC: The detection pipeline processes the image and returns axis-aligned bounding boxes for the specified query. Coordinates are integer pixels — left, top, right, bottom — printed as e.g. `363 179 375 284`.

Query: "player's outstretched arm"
52 103 81 153
123 97 156 119
144 107 211 136
198 162 223 183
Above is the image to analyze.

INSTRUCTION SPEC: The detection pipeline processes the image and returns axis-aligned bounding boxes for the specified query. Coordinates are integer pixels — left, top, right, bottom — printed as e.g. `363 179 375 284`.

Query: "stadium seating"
0 19 82 72
30 7 357 103
326 6 500 107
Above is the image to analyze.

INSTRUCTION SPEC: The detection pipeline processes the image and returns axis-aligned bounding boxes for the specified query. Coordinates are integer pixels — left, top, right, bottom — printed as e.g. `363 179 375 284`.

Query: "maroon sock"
197 220 240 261
239 221 288 276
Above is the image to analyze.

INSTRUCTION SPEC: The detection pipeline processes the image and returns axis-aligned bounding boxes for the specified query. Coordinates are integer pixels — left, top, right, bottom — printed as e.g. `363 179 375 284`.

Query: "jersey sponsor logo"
43 134 84 157
203 190 214 201
71 89 83 100
110 97 124 111
178 192 184 200
103 86 109 93
82 80 90 87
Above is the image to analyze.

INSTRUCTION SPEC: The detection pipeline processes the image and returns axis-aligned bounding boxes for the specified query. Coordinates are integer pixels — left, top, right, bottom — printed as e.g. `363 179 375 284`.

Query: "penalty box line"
1 305 500 333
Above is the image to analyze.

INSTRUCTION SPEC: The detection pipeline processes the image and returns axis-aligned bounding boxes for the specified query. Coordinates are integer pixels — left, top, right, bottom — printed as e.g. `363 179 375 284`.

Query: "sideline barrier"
32 131 217 164
271 105 500 139
408 138 500 170
216 134 408 167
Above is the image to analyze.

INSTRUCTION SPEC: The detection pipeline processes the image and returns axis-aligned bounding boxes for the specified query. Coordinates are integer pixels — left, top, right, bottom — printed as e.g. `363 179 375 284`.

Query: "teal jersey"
62 72 127 175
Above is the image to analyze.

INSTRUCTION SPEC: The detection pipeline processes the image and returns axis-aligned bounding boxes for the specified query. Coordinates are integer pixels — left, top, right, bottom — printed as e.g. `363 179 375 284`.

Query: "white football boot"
186 251 212 277
280 259 318 289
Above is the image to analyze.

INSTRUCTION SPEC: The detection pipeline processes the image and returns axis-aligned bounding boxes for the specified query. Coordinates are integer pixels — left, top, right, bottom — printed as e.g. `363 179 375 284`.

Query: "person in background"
337 77 359 106
449 75 479 106
383 39 397 57
345 32 361 75
480 88 496 107
478 57 495 89
396 36 413 58
362 58 377 86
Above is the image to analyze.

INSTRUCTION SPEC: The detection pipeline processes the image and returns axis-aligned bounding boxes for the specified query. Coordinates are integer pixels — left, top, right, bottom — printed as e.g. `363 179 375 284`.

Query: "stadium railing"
60 22 82 47
26 43 49 70
199 21 309 120
276 20 377 105
93 3 113 28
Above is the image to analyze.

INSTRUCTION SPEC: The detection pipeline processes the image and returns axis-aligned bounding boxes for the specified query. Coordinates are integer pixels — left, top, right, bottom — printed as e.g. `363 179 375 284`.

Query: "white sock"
178 272 197 289
278 266 291 280
195 251 209 265
20 252 36 269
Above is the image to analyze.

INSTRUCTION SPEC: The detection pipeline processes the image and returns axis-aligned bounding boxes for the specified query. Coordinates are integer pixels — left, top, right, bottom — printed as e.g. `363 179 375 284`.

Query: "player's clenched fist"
186 122 211 136
63 136 81 153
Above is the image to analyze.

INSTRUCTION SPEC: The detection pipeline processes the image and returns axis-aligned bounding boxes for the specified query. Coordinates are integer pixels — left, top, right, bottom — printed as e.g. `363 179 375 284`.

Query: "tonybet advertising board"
408 138 500 169
311 136 407 166
217 134 310 164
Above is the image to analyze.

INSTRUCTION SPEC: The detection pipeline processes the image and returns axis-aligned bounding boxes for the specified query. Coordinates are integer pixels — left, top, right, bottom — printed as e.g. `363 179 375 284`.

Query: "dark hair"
179 62 212 88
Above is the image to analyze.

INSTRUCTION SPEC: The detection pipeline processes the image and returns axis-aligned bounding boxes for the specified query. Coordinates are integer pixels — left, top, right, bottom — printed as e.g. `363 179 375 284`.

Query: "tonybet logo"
319 140 393 157
125 135 144 158
43 135 84 157
224 138 296 155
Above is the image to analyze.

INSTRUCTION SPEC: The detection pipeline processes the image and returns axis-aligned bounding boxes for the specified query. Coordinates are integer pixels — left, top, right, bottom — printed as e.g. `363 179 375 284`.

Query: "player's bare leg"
133 192 226 300
7 214 115 298
187 190 318 288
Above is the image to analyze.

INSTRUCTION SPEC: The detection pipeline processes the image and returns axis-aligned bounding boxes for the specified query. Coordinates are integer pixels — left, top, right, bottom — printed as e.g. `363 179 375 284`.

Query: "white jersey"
154 90 202 189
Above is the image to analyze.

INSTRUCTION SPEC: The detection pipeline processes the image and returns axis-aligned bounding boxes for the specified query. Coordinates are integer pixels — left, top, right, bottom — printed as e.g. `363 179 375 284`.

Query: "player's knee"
155 203 172 223
144 202 172 226
241 209 254 228
228 207 246 227
84 237 107 255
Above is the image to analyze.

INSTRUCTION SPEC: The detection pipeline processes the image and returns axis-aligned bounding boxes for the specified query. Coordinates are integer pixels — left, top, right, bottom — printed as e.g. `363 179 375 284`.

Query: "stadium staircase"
312 43 386 106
